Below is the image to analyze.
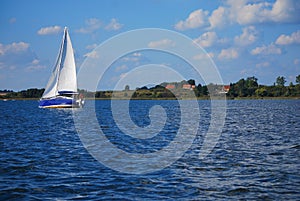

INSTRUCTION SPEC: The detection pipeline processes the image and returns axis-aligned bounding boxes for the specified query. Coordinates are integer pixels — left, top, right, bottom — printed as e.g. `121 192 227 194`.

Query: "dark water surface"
0 99 299 200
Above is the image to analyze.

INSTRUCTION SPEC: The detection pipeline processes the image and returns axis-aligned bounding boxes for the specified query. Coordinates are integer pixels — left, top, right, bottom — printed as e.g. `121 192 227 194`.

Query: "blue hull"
39 97 81 108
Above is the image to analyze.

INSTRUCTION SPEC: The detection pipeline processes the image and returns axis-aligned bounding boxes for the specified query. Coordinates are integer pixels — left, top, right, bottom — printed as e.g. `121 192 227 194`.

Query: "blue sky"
0 0 300 91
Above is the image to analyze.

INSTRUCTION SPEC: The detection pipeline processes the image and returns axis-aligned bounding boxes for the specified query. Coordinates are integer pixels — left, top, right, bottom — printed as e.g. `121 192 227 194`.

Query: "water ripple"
0 100 299 200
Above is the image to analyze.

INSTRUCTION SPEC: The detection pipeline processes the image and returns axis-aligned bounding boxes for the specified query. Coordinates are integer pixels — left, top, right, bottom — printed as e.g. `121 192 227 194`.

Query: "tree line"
1 75 299 99
0 88 45 99
227 75 300 98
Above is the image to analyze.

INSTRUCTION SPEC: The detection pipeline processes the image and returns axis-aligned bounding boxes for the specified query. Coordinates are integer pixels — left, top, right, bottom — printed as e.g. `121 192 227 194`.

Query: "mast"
54 27 67 95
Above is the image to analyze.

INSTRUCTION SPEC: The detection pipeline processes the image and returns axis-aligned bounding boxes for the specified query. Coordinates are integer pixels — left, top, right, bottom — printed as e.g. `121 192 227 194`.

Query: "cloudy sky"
1 0 300 91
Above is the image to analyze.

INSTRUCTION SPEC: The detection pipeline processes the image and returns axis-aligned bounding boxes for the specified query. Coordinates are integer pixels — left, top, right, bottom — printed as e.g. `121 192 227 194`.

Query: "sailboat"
39 27 84 108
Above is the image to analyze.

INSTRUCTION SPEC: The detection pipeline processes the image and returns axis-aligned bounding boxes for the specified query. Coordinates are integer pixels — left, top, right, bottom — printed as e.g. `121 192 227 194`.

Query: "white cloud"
227 0 270 25
0 62 4 70
0 42 29 55
84 51 99 58
148 39 175 48
122 52 142 62
77 18 123 33
234 26 258 46
218 48 239 60
294 59 300 65
120 73 128 79
178 0 300 30
208 7 228 29
275 30 300 45
251 43 281 55
9 17 16 24
132 52 141 57
26 59 46 71
0 42 47 72
31 59 39 65
227 0 300 25
194 31 218 47
8 65 16 70
76 18 102 34
105 18 123 31
256 61 270 68
122 57 139 62
175 9 209 30
208 52 215 58
115 64 128 72
193 52 214 60
37 26 62 35
270 0 300 23
86 43 98 50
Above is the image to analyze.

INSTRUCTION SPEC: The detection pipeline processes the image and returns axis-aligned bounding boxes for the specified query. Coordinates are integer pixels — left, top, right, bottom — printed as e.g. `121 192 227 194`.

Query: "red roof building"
222 85 230 93
165 84 175 89
182 84 195 89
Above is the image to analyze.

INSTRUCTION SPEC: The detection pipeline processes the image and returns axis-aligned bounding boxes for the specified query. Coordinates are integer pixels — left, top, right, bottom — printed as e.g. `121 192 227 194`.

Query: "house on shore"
182 84 196 90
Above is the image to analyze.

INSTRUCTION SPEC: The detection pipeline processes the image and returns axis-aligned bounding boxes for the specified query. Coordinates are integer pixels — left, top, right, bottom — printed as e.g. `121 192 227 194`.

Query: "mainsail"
41 27 77 99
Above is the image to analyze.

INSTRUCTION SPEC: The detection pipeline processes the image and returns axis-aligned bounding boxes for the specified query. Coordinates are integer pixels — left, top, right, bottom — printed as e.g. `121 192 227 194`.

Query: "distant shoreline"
1 76 300 100
2 97 299 101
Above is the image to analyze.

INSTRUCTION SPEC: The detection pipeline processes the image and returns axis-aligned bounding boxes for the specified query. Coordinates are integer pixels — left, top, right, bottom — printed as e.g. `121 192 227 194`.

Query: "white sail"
57 28 77 94
41 27 77 99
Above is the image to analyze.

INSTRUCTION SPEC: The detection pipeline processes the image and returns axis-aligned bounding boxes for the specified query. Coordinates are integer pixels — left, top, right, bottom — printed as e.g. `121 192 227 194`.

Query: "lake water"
1 99 299 200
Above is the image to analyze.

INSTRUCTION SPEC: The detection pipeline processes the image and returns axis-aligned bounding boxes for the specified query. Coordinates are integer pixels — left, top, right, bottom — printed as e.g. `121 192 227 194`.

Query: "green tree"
245 76 258 96
255 87 267 97
235 78 248 97
246 76 258 88
276 76 286 86
296 75 300 85
187 79 195 86
203 86 208 95
124 85 130 91
195 84 208 97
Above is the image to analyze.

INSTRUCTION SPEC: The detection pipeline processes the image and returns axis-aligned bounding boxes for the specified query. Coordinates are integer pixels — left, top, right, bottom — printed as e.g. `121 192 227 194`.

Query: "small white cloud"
86 43 98 50
105 18 123 31
0 42 29 55
115 64 128 72
31 59 39 65
120 73 128 79
0 62 4 69
76 18 102 34
218 48 239 60
9 17 16 24
122 57 139 62
122 52 142 62
148 39 175 48
251 43 281 55
132 52 141 57
294 59 300 65
208 52 215 58
175 9 209 30
37 26 62 35
193 52 214 60
84 51 99 58
9 65 16 70
26 59 46 71
234 26 258 46
194 31 218 47
256 61 270 68
275 30 300 45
